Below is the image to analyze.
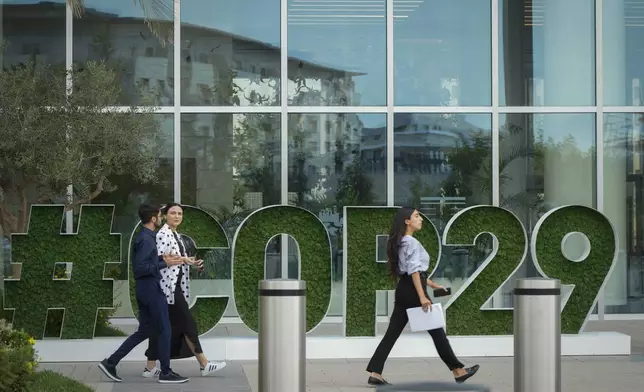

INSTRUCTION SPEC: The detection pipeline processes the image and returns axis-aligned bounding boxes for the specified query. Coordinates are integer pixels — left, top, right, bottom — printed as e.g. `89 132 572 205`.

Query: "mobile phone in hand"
433 287 452 297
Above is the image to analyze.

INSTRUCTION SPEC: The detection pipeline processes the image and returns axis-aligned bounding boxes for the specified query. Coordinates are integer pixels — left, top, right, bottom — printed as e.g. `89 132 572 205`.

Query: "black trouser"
366 273 464 374
106 279 172 374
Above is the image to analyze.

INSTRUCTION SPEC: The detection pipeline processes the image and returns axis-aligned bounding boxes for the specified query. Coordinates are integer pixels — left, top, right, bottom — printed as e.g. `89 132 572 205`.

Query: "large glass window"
0 0 66 288
7 0 644 335
394 0 491 106
181 113 281 331
393 113 493 299
497 113 596 305
91 114 174 321
1 0 66 77
288 113 387 326
287 0 386 106
500 0 596 106
181 113 280 210
603 113 644 313
73 0 174 106
603 1 644 106
181 0 280 106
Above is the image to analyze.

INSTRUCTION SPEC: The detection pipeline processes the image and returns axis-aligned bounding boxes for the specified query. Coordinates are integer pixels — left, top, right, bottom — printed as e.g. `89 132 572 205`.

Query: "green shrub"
0 319 38 392
27 370 94 392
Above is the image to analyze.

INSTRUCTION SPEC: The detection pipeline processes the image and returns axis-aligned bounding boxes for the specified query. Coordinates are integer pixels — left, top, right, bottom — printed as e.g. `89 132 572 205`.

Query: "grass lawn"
27 370 94 392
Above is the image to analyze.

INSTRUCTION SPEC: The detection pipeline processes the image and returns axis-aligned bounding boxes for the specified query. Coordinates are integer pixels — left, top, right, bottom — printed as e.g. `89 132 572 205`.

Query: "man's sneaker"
142 366 161 378
158 371 189 384
98 359 122 382
200 361 226 376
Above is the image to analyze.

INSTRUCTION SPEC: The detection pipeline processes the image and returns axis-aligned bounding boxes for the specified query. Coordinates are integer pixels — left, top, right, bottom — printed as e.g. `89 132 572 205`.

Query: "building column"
543 0 628 309
602 0 628 308
543 0 594 106
542 0 595 204
542 0 595 288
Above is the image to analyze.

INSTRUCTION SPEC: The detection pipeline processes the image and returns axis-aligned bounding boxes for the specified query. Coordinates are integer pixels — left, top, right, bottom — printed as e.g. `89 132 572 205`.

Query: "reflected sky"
10 0 488 107
79 0 281 46
6 0 644 110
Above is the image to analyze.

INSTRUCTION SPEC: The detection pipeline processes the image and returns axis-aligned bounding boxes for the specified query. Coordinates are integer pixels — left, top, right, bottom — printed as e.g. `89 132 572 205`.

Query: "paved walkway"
40 320 644 391
40 355 644 392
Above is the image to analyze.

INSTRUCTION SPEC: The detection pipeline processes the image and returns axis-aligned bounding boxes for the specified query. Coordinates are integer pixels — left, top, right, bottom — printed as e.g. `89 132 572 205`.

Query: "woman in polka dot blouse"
143 203 226 378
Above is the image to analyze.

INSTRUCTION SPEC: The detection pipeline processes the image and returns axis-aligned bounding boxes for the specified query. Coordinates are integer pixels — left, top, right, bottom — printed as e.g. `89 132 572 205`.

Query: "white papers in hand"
406 303 445 332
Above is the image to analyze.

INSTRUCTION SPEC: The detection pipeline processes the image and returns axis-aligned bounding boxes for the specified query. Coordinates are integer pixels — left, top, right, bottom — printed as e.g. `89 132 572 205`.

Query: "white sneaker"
142 366 161 378
200 361 226 376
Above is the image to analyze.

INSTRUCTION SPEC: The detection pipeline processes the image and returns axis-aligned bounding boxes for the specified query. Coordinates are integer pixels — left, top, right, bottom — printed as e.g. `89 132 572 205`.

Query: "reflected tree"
335 154 375 207
0 59 161 238
231 113 281 210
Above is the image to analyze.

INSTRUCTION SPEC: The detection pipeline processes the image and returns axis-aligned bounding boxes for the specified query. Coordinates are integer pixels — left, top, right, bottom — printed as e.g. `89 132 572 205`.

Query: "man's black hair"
138 203 161 224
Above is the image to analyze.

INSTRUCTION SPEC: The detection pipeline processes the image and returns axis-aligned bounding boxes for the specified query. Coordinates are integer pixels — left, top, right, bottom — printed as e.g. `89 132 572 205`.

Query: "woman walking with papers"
366 207 479 386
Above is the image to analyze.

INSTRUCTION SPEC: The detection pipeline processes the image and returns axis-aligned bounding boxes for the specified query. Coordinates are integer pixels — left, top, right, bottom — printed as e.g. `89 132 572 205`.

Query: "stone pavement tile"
310 356 644 392
111 385 180 392
81 363 110 382
85 383 114 392
241 362 338 392
44 355 644 392
41 360 249 391
38 362 76 378
105 362 250 392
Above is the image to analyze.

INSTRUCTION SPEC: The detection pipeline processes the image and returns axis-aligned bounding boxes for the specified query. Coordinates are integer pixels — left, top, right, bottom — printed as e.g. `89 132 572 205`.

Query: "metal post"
513 278 561 392
259 279 306 392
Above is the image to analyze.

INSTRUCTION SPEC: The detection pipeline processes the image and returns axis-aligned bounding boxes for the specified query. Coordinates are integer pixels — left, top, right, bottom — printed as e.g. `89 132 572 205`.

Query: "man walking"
98 203 189 384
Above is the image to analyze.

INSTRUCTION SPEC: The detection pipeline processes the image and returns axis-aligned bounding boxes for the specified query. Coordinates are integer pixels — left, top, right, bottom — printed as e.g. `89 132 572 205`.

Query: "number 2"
442 206 527 335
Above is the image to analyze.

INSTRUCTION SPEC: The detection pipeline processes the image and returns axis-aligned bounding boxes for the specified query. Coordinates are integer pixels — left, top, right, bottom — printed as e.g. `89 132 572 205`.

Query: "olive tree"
0 59 162 236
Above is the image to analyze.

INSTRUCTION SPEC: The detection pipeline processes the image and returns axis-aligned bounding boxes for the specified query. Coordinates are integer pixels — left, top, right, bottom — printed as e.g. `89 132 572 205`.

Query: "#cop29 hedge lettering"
1 203 616 340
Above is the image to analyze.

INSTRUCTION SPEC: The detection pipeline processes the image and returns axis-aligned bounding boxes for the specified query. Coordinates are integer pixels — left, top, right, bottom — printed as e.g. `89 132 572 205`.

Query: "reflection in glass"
1 0 66 87
500 0 595 106
287 0 385 106
93 113 174 255
181 113 280 211
181 0 280 106
73 0 175 105
498 113 595 306
95 114 175 206
393 113 493 301
180 113 280 321
603 1 644 106
88 114 173 331
394 0 491 106
288 113 387 321
603 114 644 313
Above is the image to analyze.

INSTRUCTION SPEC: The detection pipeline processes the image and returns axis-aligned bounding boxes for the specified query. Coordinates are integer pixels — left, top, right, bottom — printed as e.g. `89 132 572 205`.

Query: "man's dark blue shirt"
132 226 167 281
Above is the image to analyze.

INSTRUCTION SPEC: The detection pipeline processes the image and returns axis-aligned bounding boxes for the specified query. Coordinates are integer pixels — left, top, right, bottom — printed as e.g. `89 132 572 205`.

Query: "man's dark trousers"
105 279 171 374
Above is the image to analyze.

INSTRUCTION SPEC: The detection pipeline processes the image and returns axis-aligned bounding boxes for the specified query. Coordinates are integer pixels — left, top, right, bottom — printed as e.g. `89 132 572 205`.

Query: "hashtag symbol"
3 205 119 339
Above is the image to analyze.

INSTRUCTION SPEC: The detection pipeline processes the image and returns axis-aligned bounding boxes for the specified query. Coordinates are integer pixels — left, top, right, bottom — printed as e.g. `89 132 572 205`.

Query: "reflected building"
1 2 363 215
4 0 644 341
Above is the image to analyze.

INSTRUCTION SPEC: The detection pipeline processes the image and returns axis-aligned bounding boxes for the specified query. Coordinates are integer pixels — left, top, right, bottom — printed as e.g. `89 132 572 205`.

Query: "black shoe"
159 371 190 384
368 376 390 386
455 364 480 384
98 359 122 382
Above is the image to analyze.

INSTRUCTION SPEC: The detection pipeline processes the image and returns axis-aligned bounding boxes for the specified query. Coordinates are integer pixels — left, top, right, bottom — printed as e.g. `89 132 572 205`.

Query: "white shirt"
397 235 430 275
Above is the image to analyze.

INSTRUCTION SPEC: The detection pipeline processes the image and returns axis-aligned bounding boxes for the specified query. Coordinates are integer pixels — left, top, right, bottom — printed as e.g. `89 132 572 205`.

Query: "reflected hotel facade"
1 0 644 357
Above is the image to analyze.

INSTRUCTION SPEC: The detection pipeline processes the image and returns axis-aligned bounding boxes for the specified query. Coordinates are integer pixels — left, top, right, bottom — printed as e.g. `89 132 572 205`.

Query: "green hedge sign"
1 204 616 340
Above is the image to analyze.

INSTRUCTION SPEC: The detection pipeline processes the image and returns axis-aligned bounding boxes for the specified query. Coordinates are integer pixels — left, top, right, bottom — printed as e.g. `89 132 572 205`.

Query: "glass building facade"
2 0 644 339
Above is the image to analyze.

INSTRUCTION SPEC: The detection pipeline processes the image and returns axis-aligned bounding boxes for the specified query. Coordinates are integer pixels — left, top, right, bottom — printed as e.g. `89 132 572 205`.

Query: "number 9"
531 205 618 334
